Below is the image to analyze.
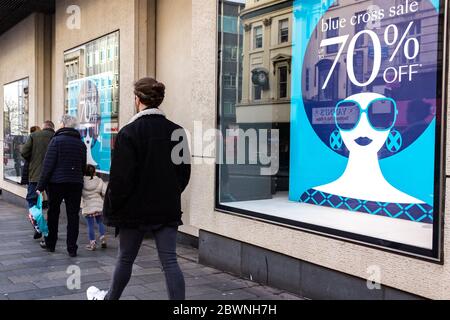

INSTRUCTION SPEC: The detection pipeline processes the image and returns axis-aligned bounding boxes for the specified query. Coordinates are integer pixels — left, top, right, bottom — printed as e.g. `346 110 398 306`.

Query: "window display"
64 31 120 176
217 0 446 261
3 78 29 184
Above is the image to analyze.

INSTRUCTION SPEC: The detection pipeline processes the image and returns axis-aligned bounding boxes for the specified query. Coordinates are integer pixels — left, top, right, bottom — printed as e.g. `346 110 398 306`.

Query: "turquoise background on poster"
289 0 441 206
67 73 113 174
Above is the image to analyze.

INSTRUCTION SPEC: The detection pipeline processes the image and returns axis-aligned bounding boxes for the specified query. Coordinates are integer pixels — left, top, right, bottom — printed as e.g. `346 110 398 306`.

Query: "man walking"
21 121 55 239
87 78 191 300
37 115 86 257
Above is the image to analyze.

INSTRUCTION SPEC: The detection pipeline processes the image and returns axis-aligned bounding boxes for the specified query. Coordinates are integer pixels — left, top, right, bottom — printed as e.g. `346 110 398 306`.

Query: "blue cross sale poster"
289 0 445 259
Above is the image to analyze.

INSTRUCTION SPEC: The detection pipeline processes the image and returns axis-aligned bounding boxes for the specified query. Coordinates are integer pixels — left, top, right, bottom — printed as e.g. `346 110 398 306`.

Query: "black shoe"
68 252 77 258
40 241 55 253
33 231 42 240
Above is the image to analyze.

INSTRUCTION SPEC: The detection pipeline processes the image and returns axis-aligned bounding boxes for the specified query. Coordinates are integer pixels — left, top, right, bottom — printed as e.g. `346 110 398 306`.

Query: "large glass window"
64 31 120 177
218 0 446 261
3 78 29 184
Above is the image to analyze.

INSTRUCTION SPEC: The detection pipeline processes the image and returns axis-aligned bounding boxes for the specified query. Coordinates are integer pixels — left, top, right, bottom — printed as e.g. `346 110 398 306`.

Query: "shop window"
3 78 29 184
63 31 120 177
217 0 445 261
279 19 289 44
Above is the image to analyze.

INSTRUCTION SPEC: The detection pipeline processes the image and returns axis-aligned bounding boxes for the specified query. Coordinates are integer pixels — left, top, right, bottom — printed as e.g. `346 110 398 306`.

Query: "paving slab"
0 199 303 301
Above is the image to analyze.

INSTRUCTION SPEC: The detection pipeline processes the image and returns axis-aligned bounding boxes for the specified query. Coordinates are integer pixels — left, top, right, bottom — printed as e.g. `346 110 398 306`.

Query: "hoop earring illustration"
330 130 343 151
386 129 403 153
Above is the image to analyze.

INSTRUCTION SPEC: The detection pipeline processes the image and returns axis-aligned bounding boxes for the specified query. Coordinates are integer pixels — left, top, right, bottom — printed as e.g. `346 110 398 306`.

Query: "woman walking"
87 77 191 300
82 165 107 251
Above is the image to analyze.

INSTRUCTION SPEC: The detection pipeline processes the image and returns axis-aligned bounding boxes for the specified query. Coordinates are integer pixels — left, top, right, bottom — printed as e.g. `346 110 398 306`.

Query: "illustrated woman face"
335 93 397 155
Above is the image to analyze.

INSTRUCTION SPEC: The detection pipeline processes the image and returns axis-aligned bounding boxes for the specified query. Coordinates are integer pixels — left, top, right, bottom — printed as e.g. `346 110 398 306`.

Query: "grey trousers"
106 225 185 300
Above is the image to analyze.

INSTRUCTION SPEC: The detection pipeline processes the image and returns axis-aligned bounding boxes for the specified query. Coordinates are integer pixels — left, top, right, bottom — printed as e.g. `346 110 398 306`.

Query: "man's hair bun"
134 77 166 109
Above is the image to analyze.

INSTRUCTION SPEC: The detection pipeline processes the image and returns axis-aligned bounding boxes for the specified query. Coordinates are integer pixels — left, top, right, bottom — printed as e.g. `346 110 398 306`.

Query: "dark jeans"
45 183 83 253
106 225 185 300
26 183 38 209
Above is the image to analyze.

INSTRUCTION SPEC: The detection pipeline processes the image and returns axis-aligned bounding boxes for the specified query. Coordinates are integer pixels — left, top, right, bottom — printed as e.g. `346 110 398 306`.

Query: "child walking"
82 165 107 251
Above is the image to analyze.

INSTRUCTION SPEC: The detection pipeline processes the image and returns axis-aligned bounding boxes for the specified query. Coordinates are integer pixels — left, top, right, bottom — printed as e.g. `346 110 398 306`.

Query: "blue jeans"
86 216 106 242
26 183 38 209
106 225 185 300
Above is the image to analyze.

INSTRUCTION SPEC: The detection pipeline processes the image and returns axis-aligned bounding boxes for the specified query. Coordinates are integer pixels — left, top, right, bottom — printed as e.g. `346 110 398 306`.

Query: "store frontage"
1 0 450 299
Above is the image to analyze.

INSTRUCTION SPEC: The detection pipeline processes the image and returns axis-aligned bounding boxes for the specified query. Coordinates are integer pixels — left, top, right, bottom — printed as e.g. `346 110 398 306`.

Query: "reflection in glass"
64 32 120 176
217 0 444 257
3 78 29 184
218 0 292 204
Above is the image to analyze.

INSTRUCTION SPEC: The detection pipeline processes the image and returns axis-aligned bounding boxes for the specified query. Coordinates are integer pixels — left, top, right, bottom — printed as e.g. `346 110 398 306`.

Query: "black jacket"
37 128 87 191
103 110 191 228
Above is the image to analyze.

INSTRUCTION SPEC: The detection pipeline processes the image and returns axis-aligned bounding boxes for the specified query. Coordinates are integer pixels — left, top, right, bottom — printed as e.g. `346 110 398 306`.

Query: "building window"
278 66 288 99
253 84 262 100
326 17 339 54
3 78 29 184
223 16 239 34
254 26 263 49
224 46 238 61
399 20 421 64
318 67 338 101
223 102 234 115
305 68 310 92
354 11 366 48
63 31 120 177
330 1 339 7
279 19 289 43
231 47 238 61
223 74 237 89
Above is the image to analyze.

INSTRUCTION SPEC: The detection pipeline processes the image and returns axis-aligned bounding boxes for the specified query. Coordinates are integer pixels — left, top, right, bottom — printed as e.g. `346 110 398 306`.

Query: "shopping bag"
28 194 49 237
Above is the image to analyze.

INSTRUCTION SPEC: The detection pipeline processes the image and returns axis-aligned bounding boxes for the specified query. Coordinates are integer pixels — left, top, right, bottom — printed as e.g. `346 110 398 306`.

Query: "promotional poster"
67 72 117 174
289 0 444 257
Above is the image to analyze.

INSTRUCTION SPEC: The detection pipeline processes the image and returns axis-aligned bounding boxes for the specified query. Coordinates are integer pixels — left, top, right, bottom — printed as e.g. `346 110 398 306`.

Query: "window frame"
253 25 264 50
279 18 289 44
216 0 448 263
277 64 289 99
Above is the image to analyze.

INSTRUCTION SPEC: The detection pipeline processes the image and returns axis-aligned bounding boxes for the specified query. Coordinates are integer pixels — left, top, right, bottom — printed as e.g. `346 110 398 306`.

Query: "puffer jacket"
82 176 107 216
37 128 87 191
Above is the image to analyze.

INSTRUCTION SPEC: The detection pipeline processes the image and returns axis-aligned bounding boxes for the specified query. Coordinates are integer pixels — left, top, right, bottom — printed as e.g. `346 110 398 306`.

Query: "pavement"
0 199 302 300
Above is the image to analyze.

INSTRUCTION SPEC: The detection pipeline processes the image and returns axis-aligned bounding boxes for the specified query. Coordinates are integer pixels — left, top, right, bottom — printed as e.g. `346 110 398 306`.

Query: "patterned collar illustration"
290 0 442 224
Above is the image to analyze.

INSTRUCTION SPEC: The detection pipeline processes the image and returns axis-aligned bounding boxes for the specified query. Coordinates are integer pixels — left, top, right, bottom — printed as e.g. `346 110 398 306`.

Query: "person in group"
87 77 191 300
82 164 107 251
37 115 87 257
21 122 55 239
21 126 41 186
